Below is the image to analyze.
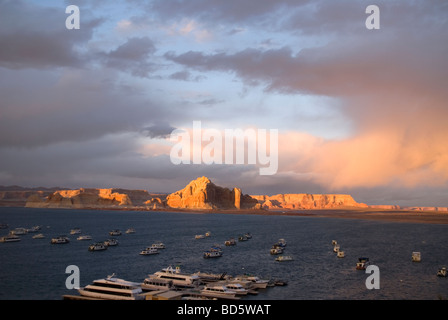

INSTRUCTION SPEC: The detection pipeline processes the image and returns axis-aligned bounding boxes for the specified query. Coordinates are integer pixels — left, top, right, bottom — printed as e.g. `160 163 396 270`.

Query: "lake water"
0 207 447 300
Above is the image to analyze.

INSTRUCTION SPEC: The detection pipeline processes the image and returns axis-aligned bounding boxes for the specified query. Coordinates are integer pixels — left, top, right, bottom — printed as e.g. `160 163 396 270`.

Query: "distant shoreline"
13 205 448 225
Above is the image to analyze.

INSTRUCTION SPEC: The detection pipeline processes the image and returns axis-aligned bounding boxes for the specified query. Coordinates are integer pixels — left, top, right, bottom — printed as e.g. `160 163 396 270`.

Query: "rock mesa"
166 176 259 210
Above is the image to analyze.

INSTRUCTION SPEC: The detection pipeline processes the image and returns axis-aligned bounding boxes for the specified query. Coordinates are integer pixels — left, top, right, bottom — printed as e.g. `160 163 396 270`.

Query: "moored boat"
437 267 447 277
109 230 122 236
150 242 165 249
77 235 92 241
51 236 69 244
140 247 159 255
104 238 119 246
70 228 81 235
0 233 21 242
356 257 370 270
150 266 201 288
200 285 238 299
125 228 136 234
32 233 45 239
412 252 421 262
275 255 294 262
203 250 223 258
88 242 107 251
78 274 143 300
225 238 236 246
337 251 345 258
234 275 269 289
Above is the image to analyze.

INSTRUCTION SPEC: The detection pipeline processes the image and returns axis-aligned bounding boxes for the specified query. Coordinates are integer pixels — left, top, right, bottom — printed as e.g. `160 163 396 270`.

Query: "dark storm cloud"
141 123 176 139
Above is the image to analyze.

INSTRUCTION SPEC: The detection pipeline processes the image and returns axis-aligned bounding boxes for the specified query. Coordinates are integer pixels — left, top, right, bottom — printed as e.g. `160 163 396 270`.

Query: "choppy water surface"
0 207 447 300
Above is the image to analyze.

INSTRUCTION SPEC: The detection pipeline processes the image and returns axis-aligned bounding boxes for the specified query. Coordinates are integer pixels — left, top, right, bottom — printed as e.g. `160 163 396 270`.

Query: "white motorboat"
0 233 21 242
337 251 345 258
141 278 174 291
412 252 421 262
205 231 211 237
27 226 41 233
125 228 136 234
109 230 122 236
195 234 205 239
51 236 69 244
150 266 201 288
275 255 294 262
140 248 159 255
11 228 28 235
88 242 107 251
104 239 119 246
218 282 249 295
32 233 45 239
332 240 338 245
70 228 81 235
150 242 165 249
234 275 269 289
77 235 92 241
437 267 447 277
78 274 144 300
333 244 340 253
203 250 223 258
200 285 238 299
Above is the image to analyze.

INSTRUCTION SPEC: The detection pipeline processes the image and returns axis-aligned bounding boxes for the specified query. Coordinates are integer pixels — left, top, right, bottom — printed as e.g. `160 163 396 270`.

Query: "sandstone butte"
166 176 260 210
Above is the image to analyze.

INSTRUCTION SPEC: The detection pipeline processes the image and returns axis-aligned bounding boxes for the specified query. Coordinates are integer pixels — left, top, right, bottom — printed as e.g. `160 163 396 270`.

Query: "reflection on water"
0 207 447 300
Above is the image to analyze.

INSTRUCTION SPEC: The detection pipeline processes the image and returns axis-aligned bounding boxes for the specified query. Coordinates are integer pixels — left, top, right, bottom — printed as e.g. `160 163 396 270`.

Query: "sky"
0 0 447 206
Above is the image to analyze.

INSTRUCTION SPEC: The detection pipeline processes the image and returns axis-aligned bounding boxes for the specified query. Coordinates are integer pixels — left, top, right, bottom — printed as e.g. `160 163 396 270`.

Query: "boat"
412 252 421 262
437 267 447 277
104 239 119 246
234 275 269 289
140 248 159 255
203 250 223 258
275 239 287 247
141 277 175 291
200 285 238 299
70 228 81 235
195 234 205 239
27 226 41 233
205 231 211 237
150 242 165 249
333 244 340 253
356 257 370 270
10 227 28 235
78 274 144 300
77 235 92 241
332 240 338 245
32 233 45 239
109 230 122 236
150 266 201 288
88 243 107 251
337 251 345 258
244 232 252 239
51 236 70 244
125 228 136 234
275 255 294 262
238 235 248 241
210 245 222 252
217 282 249 295
270 246 284 255
194 271 230 283
225 238 236 246
0 233 21 242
